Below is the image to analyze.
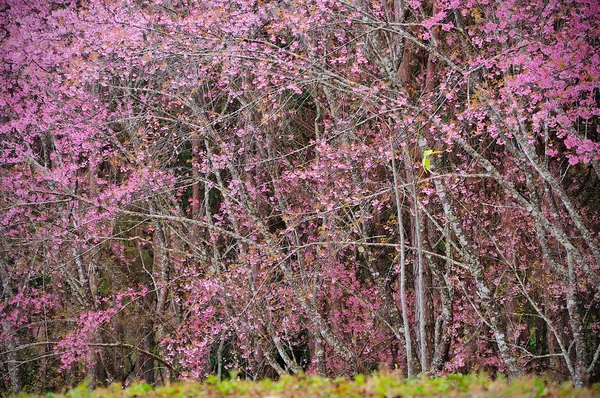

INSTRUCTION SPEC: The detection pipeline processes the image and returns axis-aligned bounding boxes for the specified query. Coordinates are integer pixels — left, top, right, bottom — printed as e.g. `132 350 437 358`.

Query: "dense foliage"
1 0 599 393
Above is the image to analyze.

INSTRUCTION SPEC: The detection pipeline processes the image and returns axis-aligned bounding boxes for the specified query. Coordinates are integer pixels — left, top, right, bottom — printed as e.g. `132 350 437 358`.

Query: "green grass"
17 373 600 398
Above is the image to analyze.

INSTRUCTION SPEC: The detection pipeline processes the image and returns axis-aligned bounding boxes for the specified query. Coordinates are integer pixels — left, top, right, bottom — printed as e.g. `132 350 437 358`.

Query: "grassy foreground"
26 374 600 398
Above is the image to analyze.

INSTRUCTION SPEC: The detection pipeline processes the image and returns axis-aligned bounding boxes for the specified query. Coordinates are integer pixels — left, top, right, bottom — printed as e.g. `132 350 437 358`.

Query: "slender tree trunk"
409 179 428 373
566 255 587 387
0 256 21 393
136 324 155 384
429 232 453 372
310 330 327 376
191 135 202 221
266 311 301 374
217 335 225 380
390 140 415 377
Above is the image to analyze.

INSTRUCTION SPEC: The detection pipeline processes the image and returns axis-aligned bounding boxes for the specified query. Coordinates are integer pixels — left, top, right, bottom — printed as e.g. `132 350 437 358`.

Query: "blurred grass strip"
21 373 600 398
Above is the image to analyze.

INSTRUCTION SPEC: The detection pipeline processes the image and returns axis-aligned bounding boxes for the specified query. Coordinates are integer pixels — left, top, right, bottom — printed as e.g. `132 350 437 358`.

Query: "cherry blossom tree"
1 0 598 392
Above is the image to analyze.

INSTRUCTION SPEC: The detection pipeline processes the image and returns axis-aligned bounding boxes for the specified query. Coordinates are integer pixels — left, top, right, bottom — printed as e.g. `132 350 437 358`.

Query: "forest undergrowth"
13 373 600 398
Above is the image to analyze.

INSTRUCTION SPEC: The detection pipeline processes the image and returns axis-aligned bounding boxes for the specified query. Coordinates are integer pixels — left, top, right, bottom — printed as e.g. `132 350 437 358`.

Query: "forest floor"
18 373 600 398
